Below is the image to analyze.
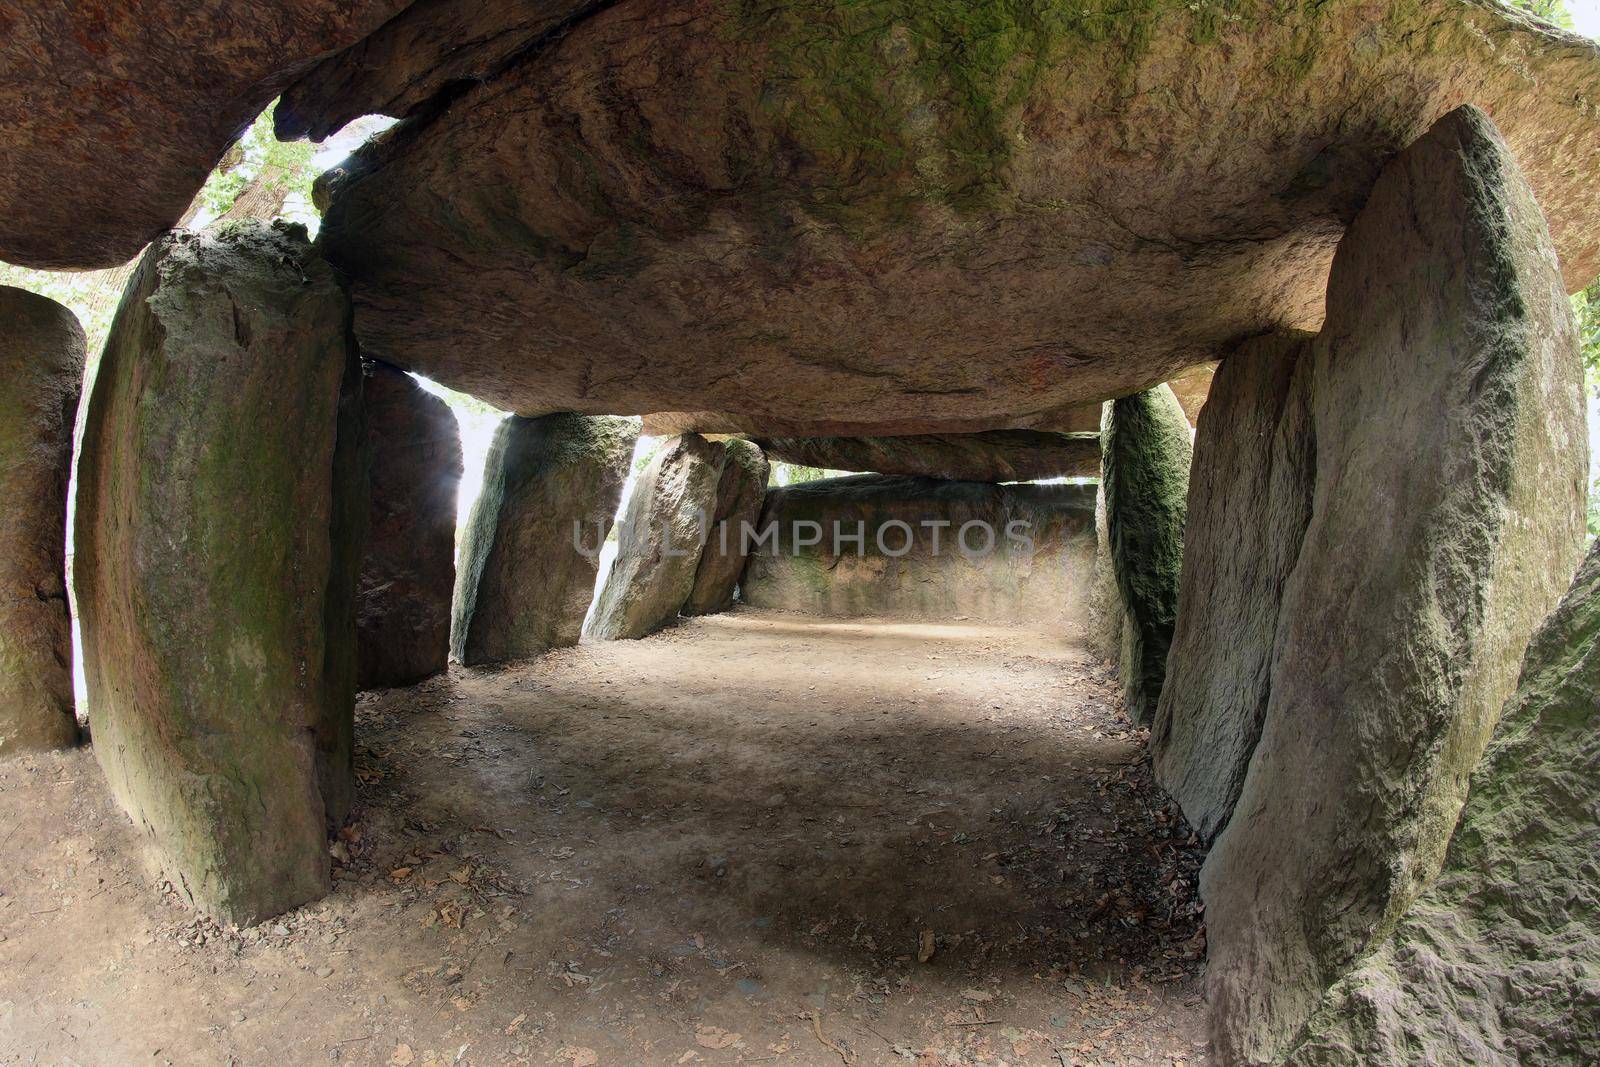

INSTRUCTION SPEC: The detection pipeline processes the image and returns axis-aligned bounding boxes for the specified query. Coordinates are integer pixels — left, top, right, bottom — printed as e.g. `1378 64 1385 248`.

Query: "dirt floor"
0 609 1209 1066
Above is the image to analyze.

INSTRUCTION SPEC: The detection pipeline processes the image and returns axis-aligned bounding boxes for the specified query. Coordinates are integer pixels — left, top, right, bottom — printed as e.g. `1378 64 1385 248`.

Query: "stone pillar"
683 437 769 616
1285 538 1600 1064
1100 384 1191 724
587 434 725 640
357 362 461 688
452 413 636 665
1151 332 1315 841
75 221 362 924
0 287 84 754
1200 106 1587 1065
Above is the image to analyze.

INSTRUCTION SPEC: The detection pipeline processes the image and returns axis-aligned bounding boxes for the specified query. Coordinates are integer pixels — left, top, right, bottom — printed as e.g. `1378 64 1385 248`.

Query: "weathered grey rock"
684 438 769 616
1151 333 1315 841
74 222 361 923
741 475 1097 629
1101 385 1190 725
316 0 1600 433
587 434 725 641
1285 539 1600 1067
453 413 637 665
0 288 83 754
1201 106 1588 1066
0 0 406 268
1085 473 1123 665
755 430 1099 483
357 363 461 689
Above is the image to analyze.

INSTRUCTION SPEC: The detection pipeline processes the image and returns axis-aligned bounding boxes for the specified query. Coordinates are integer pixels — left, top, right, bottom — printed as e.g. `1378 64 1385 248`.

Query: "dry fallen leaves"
694 1026 741 1049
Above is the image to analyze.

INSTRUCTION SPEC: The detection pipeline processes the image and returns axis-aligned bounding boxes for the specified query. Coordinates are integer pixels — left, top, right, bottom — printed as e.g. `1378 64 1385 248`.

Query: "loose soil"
0 609 1209 1066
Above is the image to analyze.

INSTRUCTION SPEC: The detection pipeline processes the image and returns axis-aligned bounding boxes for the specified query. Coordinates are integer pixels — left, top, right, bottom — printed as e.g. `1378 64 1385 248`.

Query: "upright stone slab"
75 222 360 924
741 475 1098 628
1086 457 1122 665
452 413 636 665
0 288 84 754
1101 384 1191 724
587 434 725 641
683 438 769 616
1202 106 1587 1065
357 363 462 688
1151 333 1315 841
1286 539 1600 1066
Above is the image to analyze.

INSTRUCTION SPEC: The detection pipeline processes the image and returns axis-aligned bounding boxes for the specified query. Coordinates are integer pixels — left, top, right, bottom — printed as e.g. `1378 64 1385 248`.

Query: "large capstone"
1285 539 1600 1066
357 362 462 689
0 288 84 754
684 438 770 616
0 0 405 268
452 413 637 665
1200 105 1588 1065
755 430 1099 483
1151 332 1315 841
74 222 362 924
1101 384 1190 725
587 434 725 641
312 0 1600 434
741 475 1097 630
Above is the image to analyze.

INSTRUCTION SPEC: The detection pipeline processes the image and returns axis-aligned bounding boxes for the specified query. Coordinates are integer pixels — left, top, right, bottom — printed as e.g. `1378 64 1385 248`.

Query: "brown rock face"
684 438 770 617
0 0 406 269
741 475 1098 629
276 0 603 142
1151 333 1315 842
1200 106 1587 1065
452 414 637 665
0 288 83 755
75 222 360 923
587 434 725 641
357 363 461 689
316 0 1600 433
755 431 1099 483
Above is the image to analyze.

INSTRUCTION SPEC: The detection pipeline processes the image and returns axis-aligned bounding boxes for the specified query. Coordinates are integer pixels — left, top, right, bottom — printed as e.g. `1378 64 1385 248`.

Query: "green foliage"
196 102 317 221
771 461 849 485
1506 0 1574 27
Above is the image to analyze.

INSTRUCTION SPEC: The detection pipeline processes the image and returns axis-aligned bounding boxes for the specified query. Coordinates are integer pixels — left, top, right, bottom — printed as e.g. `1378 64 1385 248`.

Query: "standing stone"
1202 106 1587 1065
452 413 636 665
1151 333 1315 841
0 288 84 754
1286 539 1600 1066
587 434 725 641
683 438 769 616
1086 455 1123 665
1101 384 1191 724
740 475 1098 627
357 363 462 688
75 222 360 924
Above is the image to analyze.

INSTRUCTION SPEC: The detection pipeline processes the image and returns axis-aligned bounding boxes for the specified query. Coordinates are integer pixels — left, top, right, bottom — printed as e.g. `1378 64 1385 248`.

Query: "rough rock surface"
1101 385 1190 725
1285 539 1600 1066
1201 106 1588 1066
587 434 725 641
0 288 83 754
1151 333 1315 841
684 438 770 616
453 414 636 665
741 475 1097 629
0 0 405 268
74 222 360 923
317 0 1600 432
756 430 1099 483
639 403 1107 439
357 363 461 689
277 0 603 141
1085 474 1123 666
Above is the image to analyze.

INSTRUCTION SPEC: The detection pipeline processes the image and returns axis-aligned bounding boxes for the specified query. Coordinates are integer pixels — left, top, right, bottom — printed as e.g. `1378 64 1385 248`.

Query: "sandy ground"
0 609 1208 1066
